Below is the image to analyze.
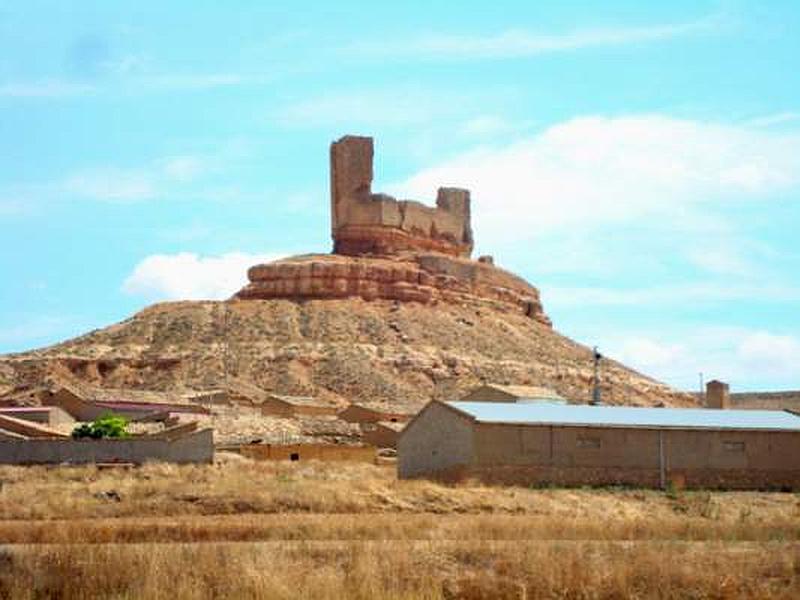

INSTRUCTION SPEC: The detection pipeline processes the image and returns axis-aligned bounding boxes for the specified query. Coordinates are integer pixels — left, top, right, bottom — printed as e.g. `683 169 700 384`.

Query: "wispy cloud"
122 252 286 301
0 197 31 217
0 80 94 98
344 14 727 61
276 85 512 127
0 72 254 99
62 151 215 202
64 167 156 202
746 111 800 128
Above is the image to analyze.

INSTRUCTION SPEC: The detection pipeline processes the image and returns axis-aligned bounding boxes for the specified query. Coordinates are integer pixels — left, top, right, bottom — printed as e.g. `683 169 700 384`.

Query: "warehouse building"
398 401 800 490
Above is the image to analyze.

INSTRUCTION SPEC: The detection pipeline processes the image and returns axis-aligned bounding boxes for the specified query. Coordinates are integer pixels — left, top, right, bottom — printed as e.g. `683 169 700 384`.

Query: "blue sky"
1 1 799 392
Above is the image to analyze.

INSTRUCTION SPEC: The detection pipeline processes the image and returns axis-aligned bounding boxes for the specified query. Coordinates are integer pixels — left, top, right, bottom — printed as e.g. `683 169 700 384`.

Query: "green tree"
71 414 129 439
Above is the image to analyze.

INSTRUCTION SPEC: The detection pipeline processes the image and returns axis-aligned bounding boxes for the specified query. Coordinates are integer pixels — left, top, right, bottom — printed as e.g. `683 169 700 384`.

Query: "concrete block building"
398 401 800 490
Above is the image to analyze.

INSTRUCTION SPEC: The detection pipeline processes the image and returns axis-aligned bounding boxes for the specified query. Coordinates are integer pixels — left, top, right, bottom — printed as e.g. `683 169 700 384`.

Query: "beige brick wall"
398 402 474 479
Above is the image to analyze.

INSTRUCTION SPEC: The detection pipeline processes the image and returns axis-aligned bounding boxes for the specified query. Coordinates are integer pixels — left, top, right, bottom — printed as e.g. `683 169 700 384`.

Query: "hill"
0 293 692 411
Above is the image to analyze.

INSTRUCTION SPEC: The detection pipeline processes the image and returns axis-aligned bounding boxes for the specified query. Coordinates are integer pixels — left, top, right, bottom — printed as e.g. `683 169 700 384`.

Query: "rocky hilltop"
0 135 695 412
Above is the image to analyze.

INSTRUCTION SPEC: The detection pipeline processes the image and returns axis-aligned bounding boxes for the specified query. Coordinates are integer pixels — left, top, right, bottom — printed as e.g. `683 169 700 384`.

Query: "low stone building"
398 401 800 490
260 394 338 418
0 406 74 427
730 391 800 412
0 413 68 439
236 443 375 463
339 404 412 424
362 421 406 449
44 385 209 421
460 384 567 403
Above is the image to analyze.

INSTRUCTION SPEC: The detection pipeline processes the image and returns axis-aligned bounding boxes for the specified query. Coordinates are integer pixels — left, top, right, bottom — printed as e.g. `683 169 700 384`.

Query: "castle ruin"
236 135 551 326
331 135 473 257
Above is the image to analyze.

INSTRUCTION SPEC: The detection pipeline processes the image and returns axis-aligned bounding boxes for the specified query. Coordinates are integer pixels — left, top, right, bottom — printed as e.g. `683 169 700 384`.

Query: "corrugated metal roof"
449 401 800 431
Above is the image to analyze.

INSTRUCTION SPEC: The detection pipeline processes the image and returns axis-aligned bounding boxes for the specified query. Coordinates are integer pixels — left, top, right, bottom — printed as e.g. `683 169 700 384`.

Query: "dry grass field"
0 457 798 599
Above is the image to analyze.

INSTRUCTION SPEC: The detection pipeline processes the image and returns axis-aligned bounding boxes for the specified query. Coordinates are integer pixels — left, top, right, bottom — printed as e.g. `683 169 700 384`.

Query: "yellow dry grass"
0 459 798 598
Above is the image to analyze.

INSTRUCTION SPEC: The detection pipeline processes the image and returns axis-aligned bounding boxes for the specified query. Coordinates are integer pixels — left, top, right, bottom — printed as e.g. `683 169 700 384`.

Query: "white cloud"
595 327 800 391
391 115 800 244
736 331 800 375
122 252 286 301
617 338 686 370
544 282 800 309
64 168 156 202
345 14 726 61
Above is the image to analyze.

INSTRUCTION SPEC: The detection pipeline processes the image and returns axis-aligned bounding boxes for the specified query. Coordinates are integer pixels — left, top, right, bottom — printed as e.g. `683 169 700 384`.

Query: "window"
577 437 601 449
290 453 300 461
723 441 745 452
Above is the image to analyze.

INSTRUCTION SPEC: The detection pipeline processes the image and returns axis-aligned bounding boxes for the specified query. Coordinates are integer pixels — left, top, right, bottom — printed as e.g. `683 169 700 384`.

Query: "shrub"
71 415 129 440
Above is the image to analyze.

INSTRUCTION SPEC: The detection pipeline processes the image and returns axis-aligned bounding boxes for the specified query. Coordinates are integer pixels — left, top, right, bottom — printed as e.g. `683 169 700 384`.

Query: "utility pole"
222 301 230 392
698 372 704 402
591 346 602 406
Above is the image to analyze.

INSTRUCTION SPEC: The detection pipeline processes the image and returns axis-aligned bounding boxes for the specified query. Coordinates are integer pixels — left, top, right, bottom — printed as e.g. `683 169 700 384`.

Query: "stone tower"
330 135 473 257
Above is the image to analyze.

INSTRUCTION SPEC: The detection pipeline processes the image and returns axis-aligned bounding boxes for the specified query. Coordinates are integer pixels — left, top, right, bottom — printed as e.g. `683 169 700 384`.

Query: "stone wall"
0 429 214 465
238 443 376 463
330 136 473 257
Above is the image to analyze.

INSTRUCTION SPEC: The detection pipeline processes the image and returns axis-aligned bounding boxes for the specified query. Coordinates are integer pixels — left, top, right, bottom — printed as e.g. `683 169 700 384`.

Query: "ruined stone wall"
330 135 473 257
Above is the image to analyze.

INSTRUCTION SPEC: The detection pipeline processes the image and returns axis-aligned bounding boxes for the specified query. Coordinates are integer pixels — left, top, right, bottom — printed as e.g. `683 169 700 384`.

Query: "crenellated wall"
330 136 473 257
